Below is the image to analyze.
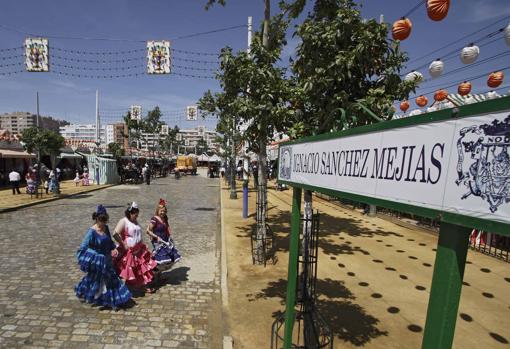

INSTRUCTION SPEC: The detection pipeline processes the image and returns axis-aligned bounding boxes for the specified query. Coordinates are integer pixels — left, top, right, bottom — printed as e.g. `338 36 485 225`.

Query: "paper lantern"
486 91 500 100
464 96 477 104
392 18 412 41
439 101 454 110
505 24 510 46
434 89 448 102
400 100 410 112
416 95 428 107
460 44 480 64
487 71 504 88
458 81 472 96
428 59 444 78
409 109 423 116
427 0 450 21
405 70 424 83
427 106 438 113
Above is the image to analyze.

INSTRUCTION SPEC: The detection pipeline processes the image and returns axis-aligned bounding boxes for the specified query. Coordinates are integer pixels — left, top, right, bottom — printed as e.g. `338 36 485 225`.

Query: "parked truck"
176 155 197 175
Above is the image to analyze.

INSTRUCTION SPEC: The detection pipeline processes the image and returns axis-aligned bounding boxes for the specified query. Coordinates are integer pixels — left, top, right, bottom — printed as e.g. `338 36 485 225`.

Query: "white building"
59 124 106 144
0 112 36 134
106 125 115 145
177 126 219 151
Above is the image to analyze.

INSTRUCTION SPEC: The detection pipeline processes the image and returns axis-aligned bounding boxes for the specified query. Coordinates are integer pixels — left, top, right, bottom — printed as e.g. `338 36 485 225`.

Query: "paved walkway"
222 180 510 349
0 180 113 212
0 171 222 348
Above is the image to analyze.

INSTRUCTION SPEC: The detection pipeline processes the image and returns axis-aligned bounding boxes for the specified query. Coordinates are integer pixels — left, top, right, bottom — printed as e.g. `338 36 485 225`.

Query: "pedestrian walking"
113 202 157 293
142 164 151 185
82 172 90 186
25 170 36 194
146 199 181 287
48 170 58 195
8 169 21 195
75 205 132 310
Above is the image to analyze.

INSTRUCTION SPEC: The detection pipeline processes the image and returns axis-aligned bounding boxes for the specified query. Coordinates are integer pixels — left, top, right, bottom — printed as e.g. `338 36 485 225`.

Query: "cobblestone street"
0 172 222 348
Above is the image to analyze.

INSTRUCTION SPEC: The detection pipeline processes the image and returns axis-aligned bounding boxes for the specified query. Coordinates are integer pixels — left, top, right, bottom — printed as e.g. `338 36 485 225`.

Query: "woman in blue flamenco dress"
75 205 132 309
146 199 181 285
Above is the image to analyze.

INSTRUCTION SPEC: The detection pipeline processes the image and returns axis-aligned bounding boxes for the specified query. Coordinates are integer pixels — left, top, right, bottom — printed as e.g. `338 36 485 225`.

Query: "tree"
160 125 180 154
123 111 144 150
200 1 292 264
108 142 125 159
21 127 65 159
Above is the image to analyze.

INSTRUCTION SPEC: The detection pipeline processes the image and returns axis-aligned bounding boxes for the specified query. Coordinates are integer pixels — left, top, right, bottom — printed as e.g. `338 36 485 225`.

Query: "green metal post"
283 187 302 349
422 222 471 349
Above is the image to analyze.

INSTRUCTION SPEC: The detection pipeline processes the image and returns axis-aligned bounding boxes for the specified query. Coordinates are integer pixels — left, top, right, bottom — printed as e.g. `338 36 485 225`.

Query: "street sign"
278 96 510 235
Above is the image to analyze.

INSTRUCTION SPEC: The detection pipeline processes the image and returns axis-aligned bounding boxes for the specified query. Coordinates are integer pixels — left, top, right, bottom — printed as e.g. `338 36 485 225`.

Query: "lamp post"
94 141 100 185
230 116 237 199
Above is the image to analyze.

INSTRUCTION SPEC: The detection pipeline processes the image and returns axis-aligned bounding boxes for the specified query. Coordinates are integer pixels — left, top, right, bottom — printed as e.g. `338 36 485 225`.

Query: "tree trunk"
254 0 271 264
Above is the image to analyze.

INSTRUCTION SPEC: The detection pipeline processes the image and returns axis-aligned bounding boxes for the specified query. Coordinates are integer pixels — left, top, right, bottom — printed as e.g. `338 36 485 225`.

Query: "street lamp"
230 116 237 199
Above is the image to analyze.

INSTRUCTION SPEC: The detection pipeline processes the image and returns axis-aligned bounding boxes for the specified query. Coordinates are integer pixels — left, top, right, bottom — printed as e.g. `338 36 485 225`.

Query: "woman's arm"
146 219 160 241
112 219 128 249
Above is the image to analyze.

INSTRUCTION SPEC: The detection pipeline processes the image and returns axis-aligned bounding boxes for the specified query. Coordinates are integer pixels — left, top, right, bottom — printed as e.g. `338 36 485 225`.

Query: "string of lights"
402 0 426 18
0 46 23 53
52 62 143 71
0 70 24 76
49 69 215 80
53 55 145 63
172 48 219 56
0 54 22 61
52 46 146 55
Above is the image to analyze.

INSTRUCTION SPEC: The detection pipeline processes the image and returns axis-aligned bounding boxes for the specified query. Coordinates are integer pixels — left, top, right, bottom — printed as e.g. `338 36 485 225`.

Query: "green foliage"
290 0 417 137
108 142 125 159
196 137 209 154
159 125 180 153
198 15 293 154
204 0 226 10
21 127 65 156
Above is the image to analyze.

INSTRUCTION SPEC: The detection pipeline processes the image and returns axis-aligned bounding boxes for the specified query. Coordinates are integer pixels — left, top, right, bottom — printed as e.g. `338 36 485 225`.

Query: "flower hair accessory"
127 201 139 211
159 198 167 207
96 204 107 215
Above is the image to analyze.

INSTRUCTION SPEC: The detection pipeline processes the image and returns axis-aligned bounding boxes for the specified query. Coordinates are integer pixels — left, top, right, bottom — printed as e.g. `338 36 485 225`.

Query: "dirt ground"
221 179 509 349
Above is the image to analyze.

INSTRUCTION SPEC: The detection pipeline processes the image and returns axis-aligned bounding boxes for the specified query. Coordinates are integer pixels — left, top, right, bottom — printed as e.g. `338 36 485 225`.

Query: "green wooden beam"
283 187 302 349
422 222 471 349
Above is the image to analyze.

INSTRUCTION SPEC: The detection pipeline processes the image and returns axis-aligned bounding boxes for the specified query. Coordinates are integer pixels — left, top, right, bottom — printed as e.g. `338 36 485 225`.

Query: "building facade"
59 124 106 144
0 112 36 134
177 126 219 151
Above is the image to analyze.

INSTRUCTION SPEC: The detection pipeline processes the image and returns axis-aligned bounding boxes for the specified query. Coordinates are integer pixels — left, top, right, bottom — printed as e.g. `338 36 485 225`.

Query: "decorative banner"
130 105 142 120
186 105 198 121
279 99 510 227
147 41 171 74
161 124 169 135
25 38 49 72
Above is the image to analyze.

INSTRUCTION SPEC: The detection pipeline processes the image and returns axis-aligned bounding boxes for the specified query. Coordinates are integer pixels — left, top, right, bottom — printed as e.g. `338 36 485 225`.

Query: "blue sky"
0 0 509 128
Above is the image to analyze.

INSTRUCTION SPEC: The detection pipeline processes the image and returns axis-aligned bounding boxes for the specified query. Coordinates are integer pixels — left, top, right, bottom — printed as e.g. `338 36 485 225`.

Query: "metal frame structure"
277 96 510 349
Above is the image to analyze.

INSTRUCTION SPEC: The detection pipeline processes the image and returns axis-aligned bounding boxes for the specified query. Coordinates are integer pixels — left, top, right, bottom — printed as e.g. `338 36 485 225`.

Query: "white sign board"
130 105 142 120
147 40 171 74
279 109 510 225
186 105 198 121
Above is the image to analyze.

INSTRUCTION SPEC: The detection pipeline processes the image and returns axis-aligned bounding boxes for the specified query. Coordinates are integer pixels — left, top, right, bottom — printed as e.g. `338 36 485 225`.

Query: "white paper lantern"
426 106 437 113
439 101 454 110
460 45 480 64
409 109 423 116
505 24 510 46
404 71 424 83
428 59 444 78
464 96 477 104
486 91 500 100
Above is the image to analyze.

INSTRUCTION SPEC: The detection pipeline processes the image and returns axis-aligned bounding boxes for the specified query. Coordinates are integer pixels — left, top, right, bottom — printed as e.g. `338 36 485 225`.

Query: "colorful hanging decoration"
487 71 504 88
416 95 428 107
458 81 472 96
404 70 424 83
486 91 500 100
427 0 450 21
505 24 510 46
427 106 438 113
400 100 410 112
428 59 444 78
409 109 423 116
130 105 142 120
25 38 49 72
460 44 480 64
186 105 198 120
392 18 412 41
147 41 171 74
434 89 448 102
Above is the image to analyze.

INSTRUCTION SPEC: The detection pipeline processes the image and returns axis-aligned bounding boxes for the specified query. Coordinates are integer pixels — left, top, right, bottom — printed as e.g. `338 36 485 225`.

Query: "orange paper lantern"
434 89 448 102
416 95 428 107
392 18 412 41
400 100 410 112
427 0 450 21
458 81 472 96
487 71 504 88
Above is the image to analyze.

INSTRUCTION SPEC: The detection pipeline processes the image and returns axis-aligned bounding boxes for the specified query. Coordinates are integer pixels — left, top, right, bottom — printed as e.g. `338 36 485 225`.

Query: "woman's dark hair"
92 212 109 222
124 207 139 218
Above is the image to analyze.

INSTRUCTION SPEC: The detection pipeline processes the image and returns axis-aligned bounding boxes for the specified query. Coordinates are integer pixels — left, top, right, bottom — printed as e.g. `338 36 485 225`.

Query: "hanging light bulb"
428 59 444 78
460 44 480 64
405 70 424 83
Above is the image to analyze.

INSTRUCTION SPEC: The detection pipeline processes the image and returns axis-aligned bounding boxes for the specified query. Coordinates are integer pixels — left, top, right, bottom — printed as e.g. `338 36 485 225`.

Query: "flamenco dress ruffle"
152 238 181 265
75 230 131 308
114 242 157 288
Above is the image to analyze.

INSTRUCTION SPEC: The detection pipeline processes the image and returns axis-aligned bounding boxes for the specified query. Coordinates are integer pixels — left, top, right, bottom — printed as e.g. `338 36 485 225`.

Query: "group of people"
8 164 61 196
73 167 90 187
75 199 181 310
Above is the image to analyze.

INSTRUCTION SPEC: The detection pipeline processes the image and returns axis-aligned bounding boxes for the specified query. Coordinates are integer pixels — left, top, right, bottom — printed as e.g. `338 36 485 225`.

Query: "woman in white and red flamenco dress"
113 202 157 293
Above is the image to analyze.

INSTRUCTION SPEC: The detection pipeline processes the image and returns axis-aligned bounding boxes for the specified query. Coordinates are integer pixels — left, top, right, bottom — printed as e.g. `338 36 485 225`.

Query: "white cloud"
462 0 510 23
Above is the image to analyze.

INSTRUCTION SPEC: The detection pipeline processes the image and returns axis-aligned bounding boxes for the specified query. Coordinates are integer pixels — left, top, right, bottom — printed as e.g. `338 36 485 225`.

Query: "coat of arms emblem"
279 146 292 180
455 115 510 212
